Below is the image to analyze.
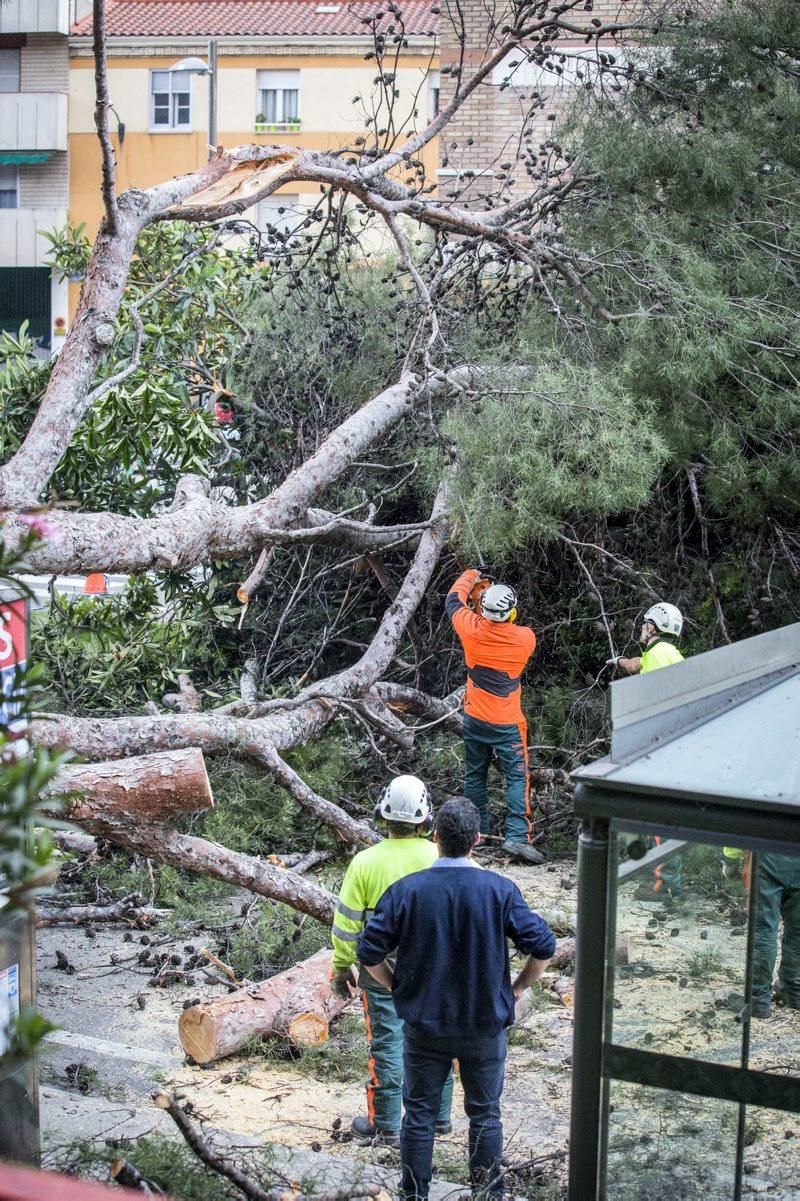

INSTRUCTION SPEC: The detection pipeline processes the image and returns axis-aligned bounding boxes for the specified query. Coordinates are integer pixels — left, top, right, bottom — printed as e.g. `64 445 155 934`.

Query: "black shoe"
502 840 545 865
774 986 800 1011
434 1119 452 1135
350 1116 400 1147
751 1000 772 1019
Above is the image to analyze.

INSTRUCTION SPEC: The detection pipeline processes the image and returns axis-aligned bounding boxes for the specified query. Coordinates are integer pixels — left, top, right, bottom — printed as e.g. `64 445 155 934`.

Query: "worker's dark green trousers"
752 853 800 1007
462 714 531 843
362 988 453 1133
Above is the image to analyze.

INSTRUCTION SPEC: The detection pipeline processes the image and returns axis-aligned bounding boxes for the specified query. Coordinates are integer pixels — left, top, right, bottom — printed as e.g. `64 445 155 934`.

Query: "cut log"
42 750 335 924
43 748 213 831
179 947 350 1064
550 936 629 971
546 976 575 1007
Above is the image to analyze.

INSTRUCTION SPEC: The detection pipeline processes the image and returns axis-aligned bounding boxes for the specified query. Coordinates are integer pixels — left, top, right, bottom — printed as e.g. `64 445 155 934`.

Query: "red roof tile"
72 0 439 39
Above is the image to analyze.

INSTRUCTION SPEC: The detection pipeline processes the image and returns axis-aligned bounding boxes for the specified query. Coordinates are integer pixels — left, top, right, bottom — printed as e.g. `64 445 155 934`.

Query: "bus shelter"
568 622 800 1200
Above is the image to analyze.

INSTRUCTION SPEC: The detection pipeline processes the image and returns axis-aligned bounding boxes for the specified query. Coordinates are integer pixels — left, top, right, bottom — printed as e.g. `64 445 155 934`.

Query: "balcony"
0 208 66 267
0 93 68 153
0 0 70 35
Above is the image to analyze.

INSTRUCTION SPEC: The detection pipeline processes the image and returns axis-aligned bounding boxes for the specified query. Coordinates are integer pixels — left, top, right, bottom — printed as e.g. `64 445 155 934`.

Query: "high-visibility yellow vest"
331 837 438 983
641 638 684 673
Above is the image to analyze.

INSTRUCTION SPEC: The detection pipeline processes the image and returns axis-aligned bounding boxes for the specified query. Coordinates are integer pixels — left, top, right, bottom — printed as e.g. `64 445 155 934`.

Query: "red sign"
0 599 26 671
0 597 27 741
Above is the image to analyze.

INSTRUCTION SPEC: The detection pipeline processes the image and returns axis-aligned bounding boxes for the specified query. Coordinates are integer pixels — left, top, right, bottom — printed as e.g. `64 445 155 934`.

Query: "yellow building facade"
68 3 440 297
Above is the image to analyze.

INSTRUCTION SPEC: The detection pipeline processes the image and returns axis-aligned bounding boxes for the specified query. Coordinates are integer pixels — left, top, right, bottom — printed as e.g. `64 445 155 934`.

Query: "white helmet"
481 584 518 622
643 602 683 638
377 775 432 824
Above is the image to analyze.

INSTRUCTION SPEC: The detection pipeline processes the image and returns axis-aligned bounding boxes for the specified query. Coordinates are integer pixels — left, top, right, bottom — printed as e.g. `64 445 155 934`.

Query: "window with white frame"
150 70 191 130
0 48 21 93
428 70 440 122
0 165 18 209
256 70 300 129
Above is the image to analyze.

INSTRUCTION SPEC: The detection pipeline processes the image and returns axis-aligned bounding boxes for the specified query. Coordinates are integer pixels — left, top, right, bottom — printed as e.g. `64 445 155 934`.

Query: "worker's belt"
466 665 521 697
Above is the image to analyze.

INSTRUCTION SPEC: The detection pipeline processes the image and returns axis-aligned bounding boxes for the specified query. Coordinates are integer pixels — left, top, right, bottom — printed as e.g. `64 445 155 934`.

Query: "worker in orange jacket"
445 569 543 865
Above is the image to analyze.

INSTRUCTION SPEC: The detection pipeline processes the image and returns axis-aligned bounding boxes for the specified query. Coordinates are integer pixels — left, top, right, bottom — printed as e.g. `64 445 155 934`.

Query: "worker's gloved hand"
330 967 357 999
605 657 620 668
468 574 495 610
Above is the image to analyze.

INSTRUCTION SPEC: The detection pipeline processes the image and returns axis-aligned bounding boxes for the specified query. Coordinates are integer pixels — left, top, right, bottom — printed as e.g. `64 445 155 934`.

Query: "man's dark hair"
434 798 480 858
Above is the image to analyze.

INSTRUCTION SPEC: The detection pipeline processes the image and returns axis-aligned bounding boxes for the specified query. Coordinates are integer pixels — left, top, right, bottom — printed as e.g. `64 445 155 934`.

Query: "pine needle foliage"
558 0 799 526
442 358 666 554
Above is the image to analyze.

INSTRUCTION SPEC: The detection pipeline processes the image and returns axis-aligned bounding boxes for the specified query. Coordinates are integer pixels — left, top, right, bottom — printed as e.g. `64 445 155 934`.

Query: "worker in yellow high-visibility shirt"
607 603 685 900
329 775 453 1146
607 602 685 676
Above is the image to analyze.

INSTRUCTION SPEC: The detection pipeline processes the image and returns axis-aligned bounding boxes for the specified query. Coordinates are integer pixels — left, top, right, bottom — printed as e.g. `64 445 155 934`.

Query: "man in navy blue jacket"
357 797 555 1200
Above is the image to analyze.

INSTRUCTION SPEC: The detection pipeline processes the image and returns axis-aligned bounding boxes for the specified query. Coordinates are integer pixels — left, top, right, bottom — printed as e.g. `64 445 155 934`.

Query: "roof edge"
608 621 800 763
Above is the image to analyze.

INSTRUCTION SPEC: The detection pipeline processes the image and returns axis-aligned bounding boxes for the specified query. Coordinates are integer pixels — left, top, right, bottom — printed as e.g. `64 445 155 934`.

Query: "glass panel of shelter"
602 828 800 1199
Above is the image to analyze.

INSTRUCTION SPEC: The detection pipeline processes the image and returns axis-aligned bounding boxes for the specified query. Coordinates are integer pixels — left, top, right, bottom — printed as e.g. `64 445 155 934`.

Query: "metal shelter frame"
567 622 800 1200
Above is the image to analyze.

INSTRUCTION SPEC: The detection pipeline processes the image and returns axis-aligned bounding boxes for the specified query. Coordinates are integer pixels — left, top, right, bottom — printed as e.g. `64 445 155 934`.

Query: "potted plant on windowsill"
254 113 267 133
287 120 301 133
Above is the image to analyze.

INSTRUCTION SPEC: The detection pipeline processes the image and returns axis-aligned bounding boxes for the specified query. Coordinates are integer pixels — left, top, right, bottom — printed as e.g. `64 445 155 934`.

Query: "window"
256 70 300 130
150 70 191 130
428 70 440 122
0 48 20 93
0 165 17 210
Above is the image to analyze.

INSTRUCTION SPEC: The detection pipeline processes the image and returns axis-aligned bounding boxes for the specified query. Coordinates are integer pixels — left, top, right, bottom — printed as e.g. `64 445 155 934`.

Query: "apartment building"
67 0 441 273
0 1 90 352
438 0 632 203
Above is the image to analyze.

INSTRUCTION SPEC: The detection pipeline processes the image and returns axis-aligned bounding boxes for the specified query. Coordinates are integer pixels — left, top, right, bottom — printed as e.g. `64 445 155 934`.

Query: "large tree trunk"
178 948 348 1063
43 748 213 829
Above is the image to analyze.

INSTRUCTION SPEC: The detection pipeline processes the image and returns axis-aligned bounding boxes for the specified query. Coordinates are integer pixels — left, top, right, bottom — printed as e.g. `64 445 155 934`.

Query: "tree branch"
92 0 118 235
153 1093 382 1201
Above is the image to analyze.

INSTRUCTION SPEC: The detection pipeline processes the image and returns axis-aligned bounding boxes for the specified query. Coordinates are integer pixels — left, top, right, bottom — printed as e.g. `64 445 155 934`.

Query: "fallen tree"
178 948 350 1064
9 0 679 917
40 749 336 923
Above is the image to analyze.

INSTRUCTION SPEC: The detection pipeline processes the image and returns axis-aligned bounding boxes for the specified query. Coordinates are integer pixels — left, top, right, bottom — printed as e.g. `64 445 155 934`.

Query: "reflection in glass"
607 1081 737 1199
610 835 748 1067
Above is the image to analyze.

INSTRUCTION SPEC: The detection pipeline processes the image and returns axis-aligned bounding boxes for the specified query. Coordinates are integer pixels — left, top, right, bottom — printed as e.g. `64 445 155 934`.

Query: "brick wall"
20 32 69 91
19 151 69 208
438 0 644 202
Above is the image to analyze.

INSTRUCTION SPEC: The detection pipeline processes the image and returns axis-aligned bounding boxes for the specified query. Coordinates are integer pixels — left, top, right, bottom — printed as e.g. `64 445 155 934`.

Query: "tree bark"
36 893 167 927
51 829 98 856
178 947 349 1063
42 748 213 829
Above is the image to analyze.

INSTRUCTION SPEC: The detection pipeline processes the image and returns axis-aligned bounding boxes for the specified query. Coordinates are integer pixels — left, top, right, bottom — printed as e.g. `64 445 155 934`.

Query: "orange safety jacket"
445 569 536 725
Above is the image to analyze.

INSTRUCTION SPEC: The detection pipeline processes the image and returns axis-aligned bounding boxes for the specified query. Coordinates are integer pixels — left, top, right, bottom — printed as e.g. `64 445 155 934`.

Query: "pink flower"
18 513 54 539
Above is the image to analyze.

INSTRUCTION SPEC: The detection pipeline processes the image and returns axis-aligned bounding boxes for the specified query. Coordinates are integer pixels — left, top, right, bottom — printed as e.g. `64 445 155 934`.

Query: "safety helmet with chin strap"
643 601 683 638
481 583 518 623
375 775 432 825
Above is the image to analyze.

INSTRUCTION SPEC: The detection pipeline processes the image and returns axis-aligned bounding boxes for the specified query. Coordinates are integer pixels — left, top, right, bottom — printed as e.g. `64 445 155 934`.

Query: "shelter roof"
573 622 800 813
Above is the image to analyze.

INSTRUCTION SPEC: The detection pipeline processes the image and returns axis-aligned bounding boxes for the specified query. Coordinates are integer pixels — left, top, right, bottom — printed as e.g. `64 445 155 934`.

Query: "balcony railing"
0 208 66 267
0 93 68 153
0 0 69 35
255 119 302 134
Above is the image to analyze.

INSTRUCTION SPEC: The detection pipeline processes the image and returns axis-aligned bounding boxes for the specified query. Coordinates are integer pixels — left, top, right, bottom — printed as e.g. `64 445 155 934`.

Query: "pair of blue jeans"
400 1029 507 1199
752 852 800 1006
